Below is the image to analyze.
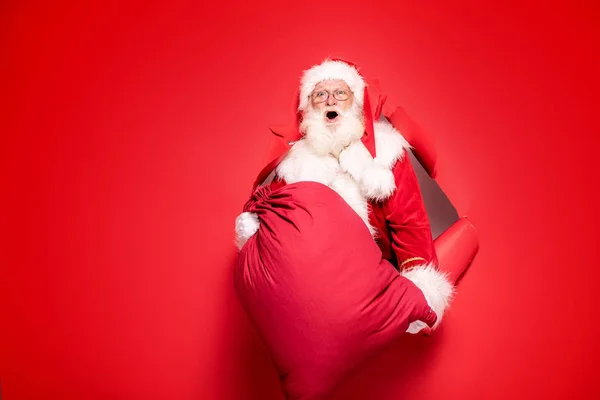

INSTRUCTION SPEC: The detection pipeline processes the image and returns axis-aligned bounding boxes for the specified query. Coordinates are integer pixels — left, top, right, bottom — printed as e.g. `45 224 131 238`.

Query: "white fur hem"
235 212 260 249
401 263 454 329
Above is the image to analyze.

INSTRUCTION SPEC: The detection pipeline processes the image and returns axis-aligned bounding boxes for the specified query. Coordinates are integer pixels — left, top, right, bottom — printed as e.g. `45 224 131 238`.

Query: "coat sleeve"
384 150 438 271
384 150 454 329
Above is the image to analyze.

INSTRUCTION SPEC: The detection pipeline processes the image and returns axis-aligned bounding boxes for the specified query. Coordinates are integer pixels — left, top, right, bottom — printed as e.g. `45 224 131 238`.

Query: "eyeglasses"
309 89 353 104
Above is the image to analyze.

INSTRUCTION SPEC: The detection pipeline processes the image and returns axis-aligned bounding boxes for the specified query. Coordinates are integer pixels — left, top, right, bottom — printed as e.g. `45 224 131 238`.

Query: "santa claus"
235 58 454 332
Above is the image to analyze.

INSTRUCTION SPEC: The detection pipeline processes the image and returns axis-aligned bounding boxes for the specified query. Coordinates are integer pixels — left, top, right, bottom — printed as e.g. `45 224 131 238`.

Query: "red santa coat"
264 119 438 273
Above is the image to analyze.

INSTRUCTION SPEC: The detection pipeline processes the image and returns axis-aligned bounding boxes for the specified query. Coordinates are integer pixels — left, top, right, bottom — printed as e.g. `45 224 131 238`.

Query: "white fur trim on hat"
298 59 366 112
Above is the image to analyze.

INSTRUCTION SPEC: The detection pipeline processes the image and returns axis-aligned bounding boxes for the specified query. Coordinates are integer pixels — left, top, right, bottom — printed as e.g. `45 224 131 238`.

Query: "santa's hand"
402 264 454 332
406 320 433 336
399 275 439 335
405 303 437 336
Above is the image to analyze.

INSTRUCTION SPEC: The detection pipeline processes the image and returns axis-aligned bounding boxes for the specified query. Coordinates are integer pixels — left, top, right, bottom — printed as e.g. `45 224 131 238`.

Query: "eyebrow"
314 87 349 92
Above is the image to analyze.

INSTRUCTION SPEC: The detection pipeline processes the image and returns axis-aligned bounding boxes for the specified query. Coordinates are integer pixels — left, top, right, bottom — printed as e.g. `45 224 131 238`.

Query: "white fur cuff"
402 264 455 329
235 212 260 250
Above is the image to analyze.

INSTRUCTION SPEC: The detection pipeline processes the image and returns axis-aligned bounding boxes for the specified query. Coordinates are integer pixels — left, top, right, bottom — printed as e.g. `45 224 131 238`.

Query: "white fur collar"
275 120 411 235
276 120 411 200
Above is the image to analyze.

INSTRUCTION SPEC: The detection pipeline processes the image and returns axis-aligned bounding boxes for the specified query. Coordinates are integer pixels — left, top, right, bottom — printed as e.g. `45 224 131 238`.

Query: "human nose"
326 92 337 106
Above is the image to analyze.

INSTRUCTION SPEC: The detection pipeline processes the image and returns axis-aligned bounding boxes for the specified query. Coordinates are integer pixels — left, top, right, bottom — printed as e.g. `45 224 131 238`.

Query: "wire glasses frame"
309 89 353 104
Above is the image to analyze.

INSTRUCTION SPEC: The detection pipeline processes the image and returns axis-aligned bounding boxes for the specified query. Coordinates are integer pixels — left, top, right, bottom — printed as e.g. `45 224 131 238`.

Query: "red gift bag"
234 181 436 399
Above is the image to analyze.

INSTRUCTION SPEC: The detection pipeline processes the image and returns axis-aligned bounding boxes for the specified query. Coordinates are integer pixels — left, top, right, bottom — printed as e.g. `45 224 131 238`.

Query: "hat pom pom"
360 166 395 201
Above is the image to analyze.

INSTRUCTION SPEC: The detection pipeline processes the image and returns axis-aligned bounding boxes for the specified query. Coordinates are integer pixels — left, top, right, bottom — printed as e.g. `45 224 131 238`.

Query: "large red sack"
234 181 436 399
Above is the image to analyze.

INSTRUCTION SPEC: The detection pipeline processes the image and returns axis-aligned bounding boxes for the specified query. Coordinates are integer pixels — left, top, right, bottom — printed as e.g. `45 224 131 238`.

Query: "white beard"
299 102 365 157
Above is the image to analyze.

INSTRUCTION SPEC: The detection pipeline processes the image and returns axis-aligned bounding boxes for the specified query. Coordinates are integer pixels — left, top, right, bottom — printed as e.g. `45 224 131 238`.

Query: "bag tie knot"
243 185 273 213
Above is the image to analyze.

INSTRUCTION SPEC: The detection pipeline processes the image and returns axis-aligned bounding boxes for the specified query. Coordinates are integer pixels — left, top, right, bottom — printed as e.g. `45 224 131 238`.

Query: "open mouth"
325 111 339 123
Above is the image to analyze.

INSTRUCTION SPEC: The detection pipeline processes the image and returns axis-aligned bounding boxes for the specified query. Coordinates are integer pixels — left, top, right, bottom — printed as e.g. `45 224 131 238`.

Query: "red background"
1 1 599 399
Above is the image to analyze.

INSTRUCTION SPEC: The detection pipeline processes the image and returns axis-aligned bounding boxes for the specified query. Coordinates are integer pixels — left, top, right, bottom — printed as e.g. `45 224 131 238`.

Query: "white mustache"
322 107 347 115
300 103 365 156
